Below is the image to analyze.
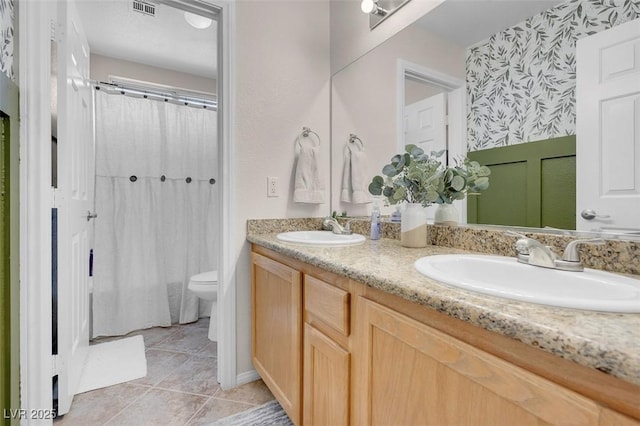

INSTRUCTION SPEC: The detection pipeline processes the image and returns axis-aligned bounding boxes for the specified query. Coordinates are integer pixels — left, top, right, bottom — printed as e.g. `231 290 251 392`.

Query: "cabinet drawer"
305 275 350 336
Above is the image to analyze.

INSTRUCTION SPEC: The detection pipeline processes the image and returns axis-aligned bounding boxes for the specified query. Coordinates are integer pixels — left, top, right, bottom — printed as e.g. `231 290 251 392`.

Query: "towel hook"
349 133 364 150
302 126 320 141
297 126 321 150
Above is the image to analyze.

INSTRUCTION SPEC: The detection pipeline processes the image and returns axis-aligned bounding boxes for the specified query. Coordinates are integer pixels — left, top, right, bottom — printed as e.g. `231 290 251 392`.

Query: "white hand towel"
340 146 352 203
293 138 325 204
341 143 371 204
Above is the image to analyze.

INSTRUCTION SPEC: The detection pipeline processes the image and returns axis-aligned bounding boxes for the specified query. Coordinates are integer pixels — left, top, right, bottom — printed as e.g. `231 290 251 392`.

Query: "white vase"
434 203 459 226
401 203 427 248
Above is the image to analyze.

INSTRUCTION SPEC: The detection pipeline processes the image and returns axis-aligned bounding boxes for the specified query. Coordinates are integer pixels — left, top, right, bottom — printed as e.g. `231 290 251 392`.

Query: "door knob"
87 211 98 221
580 209 610 220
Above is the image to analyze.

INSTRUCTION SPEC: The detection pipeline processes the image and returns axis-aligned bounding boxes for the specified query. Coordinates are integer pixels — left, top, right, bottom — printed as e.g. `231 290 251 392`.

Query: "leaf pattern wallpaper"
1 0 14 82
466 0 640 152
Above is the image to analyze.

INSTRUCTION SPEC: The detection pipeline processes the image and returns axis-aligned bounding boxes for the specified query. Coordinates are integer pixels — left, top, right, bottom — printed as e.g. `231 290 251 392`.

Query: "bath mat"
77 335 147 394
209 400 293 425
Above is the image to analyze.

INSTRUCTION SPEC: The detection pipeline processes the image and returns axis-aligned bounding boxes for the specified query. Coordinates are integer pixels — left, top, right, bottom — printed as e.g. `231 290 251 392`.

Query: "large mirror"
330 0 640 237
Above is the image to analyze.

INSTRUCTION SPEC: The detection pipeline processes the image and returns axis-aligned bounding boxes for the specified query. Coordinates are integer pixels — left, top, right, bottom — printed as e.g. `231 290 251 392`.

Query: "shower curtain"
92 91 218 338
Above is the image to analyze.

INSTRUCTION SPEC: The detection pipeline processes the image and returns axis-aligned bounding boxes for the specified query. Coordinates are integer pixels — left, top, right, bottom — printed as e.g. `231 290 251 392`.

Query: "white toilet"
188 270 218 301
188 270 218 341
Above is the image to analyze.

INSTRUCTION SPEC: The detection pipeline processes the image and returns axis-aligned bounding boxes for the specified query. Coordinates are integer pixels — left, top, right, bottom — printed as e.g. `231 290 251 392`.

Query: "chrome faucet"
507 231 604 272
322 217 353 235
513 235 558 268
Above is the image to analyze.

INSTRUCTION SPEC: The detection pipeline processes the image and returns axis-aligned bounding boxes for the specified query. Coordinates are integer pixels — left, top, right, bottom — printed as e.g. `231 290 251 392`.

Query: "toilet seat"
190 270 218 284
188 270 218 301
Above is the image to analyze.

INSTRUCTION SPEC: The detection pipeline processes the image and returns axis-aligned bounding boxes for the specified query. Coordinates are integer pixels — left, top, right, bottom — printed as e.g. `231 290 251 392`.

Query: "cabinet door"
303 324 350 426
251 252 302 425
353 297 600 426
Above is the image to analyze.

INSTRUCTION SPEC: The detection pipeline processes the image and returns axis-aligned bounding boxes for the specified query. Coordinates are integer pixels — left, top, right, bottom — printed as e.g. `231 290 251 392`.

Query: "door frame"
19 0 237 415
212 0 237 390
19 1 56 418
396 59 467 222
396 59 466 156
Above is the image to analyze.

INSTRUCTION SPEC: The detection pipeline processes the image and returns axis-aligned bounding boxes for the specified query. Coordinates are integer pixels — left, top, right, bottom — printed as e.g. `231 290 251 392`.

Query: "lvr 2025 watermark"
3 408 57 420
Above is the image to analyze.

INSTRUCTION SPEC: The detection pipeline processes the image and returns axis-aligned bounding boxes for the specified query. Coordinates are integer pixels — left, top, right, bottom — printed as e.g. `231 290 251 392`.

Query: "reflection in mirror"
330 0 640 237
363 0 412 30
330 23 465 219
401 70 450 155
397 61 466 223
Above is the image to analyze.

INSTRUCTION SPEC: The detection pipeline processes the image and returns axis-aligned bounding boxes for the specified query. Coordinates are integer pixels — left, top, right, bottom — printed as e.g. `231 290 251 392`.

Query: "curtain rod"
92 80 217 110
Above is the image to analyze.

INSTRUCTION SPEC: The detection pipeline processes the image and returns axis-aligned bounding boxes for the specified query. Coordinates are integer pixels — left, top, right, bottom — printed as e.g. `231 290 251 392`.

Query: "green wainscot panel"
542 156 576 230
1 114 9 420
1 70 20 424
468 136 576 229
473 161 528 226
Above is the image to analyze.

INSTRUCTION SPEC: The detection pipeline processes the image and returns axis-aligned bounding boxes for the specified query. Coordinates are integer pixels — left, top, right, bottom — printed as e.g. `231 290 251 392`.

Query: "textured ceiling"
76 0 217 79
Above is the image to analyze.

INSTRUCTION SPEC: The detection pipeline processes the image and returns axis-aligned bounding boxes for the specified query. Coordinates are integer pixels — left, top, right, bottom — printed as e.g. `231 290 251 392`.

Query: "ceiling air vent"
131 0 156 17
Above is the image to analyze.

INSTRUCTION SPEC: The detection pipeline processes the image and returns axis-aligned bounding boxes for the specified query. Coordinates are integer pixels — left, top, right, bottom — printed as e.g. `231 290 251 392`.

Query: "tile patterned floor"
54 319 274 426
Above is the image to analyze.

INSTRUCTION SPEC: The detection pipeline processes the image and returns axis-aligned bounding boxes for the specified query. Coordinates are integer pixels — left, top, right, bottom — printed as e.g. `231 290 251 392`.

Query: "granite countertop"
247 232 640 387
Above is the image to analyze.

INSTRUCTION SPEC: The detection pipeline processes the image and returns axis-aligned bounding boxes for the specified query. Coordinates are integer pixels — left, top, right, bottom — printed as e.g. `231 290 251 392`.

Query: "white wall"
331 23 465 217
91 54 216 93
234 0 330 375
405 80 443 106
330 0 445 74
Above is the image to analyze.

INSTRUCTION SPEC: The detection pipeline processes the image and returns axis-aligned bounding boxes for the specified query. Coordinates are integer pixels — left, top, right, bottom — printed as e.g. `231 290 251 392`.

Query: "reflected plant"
368 144 491 207
431 157 491 204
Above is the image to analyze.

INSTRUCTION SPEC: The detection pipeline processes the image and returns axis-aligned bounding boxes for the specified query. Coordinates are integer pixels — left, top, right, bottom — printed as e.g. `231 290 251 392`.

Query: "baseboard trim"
236 369 260 386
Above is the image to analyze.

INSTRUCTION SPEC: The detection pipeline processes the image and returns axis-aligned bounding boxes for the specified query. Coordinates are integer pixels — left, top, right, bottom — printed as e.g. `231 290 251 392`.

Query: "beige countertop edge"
247 233 640 387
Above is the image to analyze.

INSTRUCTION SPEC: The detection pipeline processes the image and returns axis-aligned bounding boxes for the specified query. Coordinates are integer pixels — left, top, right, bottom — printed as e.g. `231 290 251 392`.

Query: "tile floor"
54 318 275 425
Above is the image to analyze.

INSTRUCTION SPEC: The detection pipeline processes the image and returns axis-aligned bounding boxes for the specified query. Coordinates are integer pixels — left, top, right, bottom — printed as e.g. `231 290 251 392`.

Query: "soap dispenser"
370 201 381 240
391 205 402 223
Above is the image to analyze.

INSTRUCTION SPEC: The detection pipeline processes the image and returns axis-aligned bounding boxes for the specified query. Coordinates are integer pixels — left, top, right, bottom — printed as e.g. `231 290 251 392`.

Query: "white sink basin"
277 230 366 247
414 254 640 313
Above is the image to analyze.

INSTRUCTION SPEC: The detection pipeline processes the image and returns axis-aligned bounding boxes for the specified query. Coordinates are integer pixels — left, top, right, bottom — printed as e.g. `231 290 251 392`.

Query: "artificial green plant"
368 144 491 207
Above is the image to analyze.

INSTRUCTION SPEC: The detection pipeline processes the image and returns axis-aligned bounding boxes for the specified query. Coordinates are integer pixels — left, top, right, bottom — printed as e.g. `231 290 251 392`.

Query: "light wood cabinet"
251 251 302 425
352 297 601 425
250 245 640 425
303 273 351 426
600 408 640 426
303 324 350 426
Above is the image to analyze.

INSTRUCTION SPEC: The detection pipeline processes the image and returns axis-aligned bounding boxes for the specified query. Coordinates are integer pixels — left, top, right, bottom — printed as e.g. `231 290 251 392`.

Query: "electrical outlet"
267 176 279 197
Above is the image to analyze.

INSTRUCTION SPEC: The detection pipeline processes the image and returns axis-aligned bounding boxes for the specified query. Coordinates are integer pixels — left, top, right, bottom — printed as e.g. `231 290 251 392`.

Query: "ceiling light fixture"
184 11 212 29
360 0 388 16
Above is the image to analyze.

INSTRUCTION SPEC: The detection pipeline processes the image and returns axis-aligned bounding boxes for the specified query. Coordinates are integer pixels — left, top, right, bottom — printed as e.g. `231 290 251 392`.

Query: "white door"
577 19 640 233
404 92 447 154
404 91 463 222
56 0 94 415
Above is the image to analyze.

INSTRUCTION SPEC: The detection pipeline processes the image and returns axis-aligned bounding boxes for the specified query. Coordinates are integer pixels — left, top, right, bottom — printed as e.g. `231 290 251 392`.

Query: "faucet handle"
507 231 531 254
514 238 531 255
322 217 336 231
561 238 605 262
343 219 356 234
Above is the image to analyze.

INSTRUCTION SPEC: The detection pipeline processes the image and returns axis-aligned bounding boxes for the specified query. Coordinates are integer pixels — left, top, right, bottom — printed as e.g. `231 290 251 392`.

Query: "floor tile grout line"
145 347 217 357
207 396 262 407
143 348 217 359
183 396 213 426
102 384 154 426
148 384 222 399
144 381 270 408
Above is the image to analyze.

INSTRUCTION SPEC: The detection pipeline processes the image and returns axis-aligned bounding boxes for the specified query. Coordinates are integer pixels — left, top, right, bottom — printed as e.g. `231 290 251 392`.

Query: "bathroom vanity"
249 226 640 426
